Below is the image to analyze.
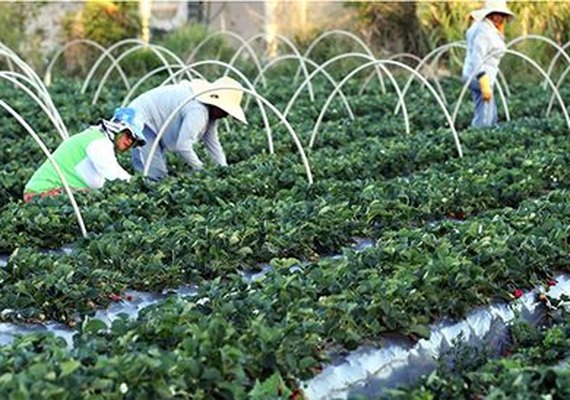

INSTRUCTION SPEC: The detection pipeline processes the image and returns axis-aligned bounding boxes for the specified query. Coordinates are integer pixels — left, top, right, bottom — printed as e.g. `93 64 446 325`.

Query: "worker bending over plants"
462 0 514 128
126 76 247 181
23 108 145 202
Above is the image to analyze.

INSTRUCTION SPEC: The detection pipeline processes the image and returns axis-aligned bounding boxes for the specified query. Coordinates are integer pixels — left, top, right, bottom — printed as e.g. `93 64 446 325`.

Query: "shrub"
0 2 45 71
156 23 233 62
60 0 140 76
155 23 246 78
346 2 429 56
347 1 570 79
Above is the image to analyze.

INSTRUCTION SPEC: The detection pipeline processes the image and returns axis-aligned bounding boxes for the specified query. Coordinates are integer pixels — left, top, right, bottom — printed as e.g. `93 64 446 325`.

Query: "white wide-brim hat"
471 0 515 22
186 77 247 124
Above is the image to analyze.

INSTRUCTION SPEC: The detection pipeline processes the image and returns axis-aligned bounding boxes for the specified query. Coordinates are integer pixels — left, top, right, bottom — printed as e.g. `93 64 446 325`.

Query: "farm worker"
23 108 146 202
127 76 247 181
462 0 514 128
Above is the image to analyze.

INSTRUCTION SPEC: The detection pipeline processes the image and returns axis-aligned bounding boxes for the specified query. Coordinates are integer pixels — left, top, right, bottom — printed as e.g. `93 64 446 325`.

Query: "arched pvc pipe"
394 42 465 116
226 33 314 101
0 47 69 138
0 70 69 139
0 44 56 96
245 54 354 121
452 49 570 129
388 52 424 65
185 31 267 87
451 72 514 126
496 70 511 99
494 79 511 122
506 35 570 90
296 29 386 93
449 64 512 125
0 53 14 71
544 41 570 89
121 64 204 107
143 87 313 184
91 44 186 105
0 72 68 141
0 100 87 238
82 39 182 94
43 39 129 89
425 43 511 123
284 53 408 135
394 42 511 115
394 40 466 114
3 70 56 108
547 64 570 116
0 44 46 93
311 60 458 155
428 42 512 102
160 60 274 154
358 52 447 105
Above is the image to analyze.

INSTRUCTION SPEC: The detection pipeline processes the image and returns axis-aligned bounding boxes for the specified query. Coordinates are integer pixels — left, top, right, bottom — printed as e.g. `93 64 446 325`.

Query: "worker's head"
114 130 138 152
208 105 229 121
187 77 247 124
471 0 514 23
111 107 146 152
487 12 511 24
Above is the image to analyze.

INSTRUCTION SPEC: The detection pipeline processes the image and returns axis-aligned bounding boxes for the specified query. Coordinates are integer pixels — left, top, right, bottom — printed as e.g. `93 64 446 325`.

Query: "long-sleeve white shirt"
129 83 227 170
462 19 506 85
77 137 131 189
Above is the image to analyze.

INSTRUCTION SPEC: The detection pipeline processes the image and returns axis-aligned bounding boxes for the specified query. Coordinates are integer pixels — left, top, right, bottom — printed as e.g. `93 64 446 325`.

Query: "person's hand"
478 74 492 102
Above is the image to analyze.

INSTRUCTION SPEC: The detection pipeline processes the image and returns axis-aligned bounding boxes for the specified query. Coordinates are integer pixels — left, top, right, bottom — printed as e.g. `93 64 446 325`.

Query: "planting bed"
0 73 569 399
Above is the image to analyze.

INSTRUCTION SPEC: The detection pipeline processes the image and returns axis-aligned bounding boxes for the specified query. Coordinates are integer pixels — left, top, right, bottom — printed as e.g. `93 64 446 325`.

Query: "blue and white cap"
111 107 146 146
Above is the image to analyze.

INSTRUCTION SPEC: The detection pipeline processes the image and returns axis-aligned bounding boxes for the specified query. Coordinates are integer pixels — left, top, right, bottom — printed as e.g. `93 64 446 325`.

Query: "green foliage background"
0 2 44 70
61 1 140 47
0 1 236 79
348 1 570 75
3 1 570 80
59 0 140 75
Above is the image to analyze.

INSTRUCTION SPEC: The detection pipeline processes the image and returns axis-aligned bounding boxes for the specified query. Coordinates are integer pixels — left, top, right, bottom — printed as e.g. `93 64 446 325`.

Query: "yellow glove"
478 74 492 102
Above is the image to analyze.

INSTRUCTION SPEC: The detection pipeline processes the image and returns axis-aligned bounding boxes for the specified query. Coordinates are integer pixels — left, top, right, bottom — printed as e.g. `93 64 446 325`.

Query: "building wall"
205 1 353 55
206 2 265 40
26 1 355 57
206 1 351 38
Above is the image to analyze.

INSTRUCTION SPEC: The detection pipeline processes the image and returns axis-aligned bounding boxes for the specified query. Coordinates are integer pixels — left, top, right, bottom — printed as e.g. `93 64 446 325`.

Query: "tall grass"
417 1 570 77
348 1 570 80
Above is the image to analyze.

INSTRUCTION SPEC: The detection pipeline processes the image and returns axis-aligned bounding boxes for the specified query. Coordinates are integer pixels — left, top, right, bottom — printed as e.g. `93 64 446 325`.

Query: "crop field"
0 34 569 399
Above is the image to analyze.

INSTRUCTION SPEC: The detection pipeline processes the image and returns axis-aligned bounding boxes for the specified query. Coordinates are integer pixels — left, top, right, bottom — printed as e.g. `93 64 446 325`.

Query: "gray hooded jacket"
129 82 227 170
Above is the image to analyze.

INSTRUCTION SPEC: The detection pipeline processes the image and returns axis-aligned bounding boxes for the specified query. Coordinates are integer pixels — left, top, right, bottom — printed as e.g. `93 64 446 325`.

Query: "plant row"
1 113 567 249
1 134 568 324
387 303 570 399
0 189 568 398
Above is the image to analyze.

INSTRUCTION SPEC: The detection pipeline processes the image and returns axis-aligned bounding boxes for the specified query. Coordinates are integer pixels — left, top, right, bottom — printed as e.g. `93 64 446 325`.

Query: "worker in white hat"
127 76 247 180
462 0 515 128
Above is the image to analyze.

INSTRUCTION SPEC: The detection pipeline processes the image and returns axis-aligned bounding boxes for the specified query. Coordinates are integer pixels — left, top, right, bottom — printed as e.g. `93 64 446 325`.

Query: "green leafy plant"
59 0 140 76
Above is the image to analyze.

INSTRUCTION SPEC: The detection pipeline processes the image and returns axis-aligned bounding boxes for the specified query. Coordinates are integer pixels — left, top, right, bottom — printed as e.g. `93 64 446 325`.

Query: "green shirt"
24 127 105 194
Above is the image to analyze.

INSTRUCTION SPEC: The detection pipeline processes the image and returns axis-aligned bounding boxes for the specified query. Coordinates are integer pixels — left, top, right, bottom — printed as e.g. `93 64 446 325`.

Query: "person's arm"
470 28 490 78
85 138 131 181
202 121 228 167
470 25 493 101
175 105 209 170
